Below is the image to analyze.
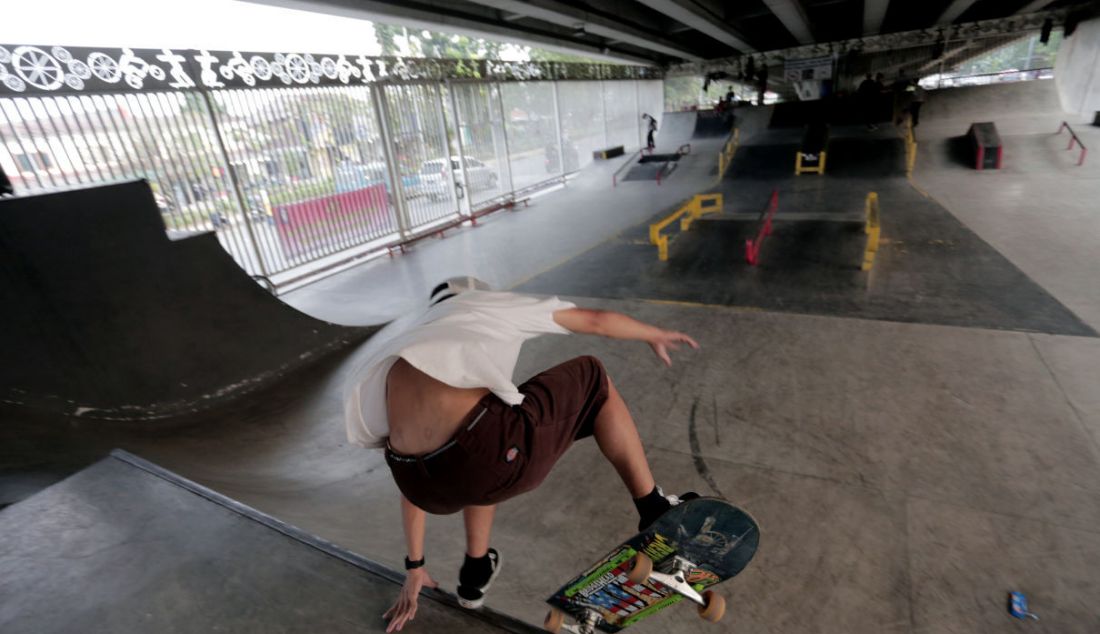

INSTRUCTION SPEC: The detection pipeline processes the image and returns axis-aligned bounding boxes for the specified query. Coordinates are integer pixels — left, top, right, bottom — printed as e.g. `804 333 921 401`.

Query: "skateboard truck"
648 555 706 607
547 610 601 634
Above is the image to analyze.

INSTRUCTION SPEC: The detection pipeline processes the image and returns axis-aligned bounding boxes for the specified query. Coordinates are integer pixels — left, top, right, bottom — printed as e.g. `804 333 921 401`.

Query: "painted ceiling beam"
634 0 757 53
462 0 702 60
863 0 890 36
240 0 658 64
1016 0 1059 14
936 0 981 25
761 0 815 44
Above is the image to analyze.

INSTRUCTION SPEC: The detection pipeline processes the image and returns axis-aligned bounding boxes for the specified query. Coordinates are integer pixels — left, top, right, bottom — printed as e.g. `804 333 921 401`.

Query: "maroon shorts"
385 356 609 515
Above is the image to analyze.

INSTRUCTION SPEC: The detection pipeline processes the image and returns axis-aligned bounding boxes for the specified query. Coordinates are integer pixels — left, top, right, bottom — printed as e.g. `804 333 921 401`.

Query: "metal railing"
904 116 918 176
745 190 778 266
715 128 739 184
648 193 722 261
0 43 663 287
1057 121 1087 166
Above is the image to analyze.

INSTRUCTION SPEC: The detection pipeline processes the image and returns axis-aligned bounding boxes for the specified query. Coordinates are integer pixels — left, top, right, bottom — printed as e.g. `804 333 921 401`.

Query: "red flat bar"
744 190 778 266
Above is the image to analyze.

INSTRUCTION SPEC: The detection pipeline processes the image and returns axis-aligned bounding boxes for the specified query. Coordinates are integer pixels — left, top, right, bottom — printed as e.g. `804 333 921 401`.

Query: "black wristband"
405 556 425 570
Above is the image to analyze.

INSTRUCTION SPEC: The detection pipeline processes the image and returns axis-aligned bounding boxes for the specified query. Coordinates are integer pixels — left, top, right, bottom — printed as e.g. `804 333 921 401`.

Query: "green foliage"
528 48 602 64
953 30 1063 76
664 76 704 111
374 23 501 59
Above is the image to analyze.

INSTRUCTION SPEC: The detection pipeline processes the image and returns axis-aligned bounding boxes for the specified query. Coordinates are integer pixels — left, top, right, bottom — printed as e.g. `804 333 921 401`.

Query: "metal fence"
0 44 662 286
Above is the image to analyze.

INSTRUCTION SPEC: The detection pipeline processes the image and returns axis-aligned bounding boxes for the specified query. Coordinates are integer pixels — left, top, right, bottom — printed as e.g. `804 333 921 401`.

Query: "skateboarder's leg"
462 504 495 558
593 377 655 498
459 505 501 609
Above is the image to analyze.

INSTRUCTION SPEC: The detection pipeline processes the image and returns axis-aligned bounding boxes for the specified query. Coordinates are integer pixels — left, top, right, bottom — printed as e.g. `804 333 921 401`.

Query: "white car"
419 156 498 200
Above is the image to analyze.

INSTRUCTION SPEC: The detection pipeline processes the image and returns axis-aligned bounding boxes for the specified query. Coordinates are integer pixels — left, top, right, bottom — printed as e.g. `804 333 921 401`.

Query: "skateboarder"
857 73 880 130
345 277 699 631
642 113 658 151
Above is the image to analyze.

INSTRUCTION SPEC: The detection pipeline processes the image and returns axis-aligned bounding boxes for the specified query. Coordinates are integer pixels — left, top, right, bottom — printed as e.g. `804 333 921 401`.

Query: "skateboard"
543 497 759 633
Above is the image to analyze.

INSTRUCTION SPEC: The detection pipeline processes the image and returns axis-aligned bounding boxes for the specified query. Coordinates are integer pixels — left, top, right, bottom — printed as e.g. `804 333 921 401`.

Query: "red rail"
745 189 779 266
1058 122 1088 166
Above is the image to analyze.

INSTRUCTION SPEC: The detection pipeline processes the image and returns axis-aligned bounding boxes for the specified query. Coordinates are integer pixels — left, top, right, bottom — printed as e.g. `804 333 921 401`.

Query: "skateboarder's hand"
648 330 699 367
384 568 438 632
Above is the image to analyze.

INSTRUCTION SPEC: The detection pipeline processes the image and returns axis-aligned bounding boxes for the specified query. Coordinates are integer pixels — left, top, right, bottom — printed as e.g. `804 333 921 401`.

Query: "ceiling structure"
246 0 1090 65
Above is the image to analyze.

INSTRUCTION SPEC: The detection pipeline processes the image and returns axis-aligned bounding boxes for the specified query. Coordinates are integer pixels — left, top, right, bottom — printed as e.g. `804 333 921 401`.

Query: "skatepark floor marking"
688 397 725 498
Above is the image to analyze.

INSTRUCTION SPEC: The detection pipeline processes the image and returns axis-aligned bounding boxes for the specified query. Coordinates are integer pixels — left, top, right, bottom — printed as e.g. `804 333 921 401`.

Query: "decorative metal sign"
783 55 833 82
0 44 661 96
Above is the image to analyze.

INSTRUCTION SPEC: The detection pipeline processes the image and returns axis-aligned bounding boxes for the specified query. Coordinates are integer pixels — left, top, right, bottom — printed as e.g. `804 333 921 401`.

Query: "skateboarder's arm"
385 495 437 632
553 308 698 366
400 493 427 562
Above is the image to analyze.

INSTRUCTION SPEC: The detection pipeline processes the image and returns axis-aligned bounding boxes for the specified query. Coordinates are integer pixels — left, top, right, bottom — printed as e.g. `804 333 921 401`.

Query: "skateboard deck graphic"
544 497 759 632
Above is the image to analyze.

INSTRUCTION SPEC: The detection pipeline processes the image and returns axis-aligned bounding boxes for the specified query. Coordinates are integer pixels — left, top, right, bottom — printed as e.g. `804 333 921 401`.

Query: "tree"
528 48 602 64
374 23 504 59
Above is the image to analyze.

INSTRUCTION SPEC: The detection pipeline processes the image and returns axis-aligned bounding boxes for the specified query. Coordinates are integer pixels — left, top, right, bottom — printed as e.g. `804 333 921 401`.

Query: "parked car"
419 156 498 201
334 160 419 203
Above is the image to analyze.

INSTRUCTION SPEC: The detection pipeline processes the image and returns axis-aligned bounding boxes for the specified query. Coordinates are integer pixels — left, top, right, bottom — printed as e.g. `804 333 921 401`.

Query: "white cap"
429 276 491 305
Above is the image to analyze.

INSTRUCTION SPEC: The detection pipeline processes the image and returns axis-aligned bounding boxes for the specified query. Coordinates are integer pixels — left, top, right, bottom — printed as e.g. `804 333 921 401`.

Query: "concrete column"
1055 17 1100 115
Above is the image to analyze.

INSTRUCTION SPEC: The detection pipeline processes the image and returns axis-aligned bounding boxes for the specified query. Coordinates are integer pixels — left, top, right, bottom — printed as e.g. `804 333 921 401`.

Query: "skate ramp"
920 80 1064 126
692 109 735 137
656 109 735 148
0 180 373 421
0 450 539 634
656 111 697 146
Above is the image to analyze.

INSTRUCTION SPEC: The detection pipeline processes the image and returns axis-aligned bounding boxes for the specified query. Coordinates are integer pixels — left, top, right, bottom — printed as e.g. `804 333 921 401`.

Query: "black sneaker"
457 548 501 609
638 489 701 532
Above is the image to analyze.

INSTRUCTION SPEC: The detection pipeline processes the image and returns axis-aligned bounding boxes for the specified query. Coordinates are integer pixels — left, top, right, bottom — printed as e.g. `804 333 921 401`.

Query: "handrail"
862 192 880 271
1057 122 1087 166
744 189 778 266
649 193 723 261
612 148 644 187
903 116 918 176
715 128 740 184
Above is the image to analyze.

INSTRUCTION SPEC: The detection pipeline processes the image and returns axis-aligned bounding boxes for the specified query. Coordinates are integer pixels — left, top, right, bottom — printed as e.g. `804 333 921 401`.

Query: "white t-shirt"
344 291 576 449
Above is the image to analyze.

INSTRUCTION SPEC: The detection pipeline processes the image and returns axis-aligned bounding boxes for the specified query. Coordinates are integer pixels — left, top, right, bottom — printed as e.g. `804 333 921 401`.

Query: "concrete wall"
1055 17 1100 115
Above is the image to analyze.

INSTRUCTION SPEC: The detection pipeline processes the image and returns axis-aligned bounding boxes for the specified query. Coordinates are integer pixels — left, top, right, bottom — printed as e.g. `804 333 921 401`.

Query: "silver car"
419 156 498 200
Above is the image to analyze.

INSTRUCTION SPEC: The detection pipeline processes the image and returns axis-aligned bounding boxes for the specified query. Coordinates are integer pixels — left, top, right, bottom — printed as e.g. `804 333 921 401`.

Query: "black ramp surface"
0 450 539 634
517 149 1095 336
0 181 372 420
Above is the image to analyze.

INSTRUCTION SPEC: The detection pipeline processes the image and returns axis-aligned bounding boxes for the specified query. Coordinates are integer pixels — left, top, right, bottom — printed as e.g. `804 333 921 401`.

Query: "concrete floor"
5 80 1100 633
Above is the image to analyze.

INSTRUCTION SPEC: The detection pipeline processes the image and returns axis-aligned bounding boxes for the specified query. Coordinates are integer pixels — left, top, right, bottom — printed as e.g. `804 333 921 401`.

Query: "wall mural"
0 44 662 95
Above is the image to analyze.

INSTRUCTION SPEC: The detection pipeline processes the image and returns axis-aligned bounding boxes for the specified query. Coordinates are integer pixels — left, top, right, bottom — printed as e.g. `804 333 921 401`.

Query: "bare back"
386 357 490 455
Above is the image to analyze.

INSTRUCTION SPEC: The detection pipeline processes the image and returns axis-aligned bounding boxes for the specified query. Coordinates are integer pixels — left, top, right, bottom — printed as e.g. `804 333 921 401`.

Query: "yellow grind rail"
862 192 880 271
904 117 918 176
715 128 740 184
649 194 723 261
795 150 827 175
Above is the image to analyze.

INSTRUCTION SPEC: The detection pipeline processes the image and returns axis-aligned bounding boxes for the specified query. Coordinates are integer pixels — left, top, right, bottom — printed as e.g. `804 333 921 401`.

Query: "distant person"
725 86 735 104
892 71 910 124
756 65 769 106
346 278 699 632
857 73 879 131
642 113 658 151
908 81 927 128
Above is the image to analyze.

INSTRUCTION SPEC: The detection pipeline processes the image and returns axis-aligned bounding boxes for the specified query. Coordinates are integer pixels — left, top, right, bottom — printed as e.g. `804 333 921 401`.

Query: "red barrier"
273 184 391 260
1058 122 1088 166
745 189 778 266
